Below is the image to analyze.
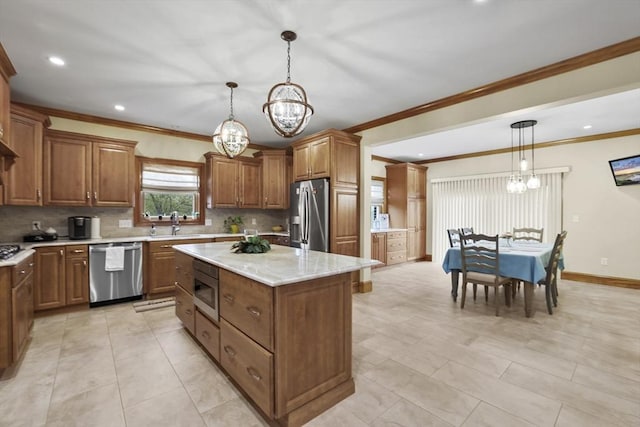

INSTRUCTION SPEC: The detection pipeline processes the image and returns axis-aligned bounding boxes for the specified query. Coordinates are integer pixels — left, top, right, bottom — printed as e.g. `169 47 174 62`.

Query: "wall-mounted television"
608 154 640 186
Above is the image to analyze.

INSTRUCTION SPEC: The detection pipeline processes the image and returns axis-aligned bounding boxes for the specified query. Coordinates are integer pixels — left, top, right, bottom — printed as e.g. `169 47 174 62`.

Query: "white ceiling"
1 0 639 162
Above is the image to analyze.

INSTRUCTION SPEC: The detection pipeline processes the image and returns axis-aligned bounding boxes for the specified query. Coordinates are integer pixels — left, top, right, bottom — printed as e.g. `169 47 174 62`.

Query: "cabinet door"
12 273 33 361
174 251 194 292
92 141 134 206
407 230 418 261
65 254 89 305
371 233 386 266
309 137 330 179
292 144 310 181
0 74 9 146
210 156 238 208
43 134 92 206
331 186 359 257
34 247 66 310
262 154 287 209
175 283 195 335
5 112 43 205
148 249 176 295
239 159 262 209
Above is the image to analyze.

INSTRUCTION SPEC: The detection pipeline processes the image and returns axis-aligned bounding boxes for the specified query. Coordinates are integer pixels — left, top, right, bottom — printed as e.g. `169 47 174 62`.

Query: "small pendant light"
263 30 314 138
213 82 250 158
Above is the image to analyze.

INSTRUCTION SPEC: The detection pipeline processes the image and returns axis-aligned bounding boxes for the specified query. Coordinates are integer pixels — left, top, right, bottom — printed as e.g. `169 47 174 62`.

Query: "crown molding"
344 37 640 135
0 43 17 81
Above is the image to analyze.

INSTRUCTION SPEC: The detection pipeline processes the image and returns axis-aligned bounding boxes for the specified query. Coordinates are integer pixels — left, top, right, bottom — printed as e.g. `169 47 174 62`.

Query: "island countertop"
174 242 380 287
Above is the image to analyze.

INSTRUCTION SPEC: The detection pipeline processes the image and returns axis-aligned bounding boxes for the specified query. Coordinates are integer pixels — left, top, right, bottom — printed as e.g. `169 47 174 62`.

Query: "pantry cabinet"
43 129 137 207
386 163 427 262
3 105 50 206
205 153 262 209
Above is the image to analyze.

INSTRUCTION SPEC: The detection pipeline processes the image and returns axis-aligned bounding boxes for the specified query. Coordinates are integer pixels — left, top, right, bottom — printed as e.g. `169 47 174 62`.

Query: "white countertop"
174 242 381 287
0 232 289 267
370 228 408 233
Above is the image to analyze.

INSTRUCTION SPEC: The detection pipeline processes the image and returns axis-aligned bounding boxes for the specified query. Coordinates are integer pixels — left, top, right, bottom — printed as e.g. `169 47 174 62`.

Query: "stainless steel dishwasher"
89 242 143 307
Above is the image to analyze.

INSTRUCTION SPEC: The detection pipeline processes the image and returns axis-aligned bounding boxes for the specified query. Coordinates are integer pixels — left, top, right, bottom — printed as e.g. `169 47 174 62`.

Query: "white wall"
425 134 640 280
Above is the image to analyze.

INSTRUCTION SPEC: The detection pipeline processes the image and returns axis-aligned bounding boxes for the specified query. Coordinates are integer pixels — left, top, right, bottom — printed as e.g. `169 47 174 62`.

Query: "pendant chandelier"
263 30 314 138
213 82 250 159
507 120 539 193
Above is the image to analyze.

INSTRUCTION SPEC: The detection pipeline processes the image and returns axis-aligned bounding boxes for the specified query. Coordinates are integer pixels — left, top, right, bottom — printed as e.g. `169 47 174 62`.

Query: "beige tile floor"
1 262 639 426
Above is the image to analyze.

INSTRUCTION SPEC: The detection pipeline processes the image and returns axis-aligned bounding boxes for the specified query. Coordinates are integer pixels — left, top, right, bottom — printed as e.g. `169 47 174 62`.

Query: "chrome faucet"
170 211 180 235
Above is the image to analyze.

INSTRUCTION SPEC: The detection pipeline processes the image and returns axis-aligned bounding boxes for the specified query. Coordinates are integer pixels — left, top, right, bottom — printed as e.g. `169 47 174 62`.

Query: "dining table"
442 240 564 317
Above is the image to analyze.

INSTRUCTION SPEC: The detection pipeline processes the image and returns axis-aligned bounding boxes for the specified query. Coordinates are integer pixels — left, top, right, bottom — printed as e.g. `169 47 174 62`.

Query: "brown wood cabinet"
34 245 89 311
371 232 387 266
205 153 262 209
0 43 16 160
34 246 66 311
65 245 89 305
145 238 210 297
43 129 136 207
3 105 50 206
253 149 291 209
386 230 408 265
386 163 427 261
174 250 196 335
291 129 361 259
0 253 34 368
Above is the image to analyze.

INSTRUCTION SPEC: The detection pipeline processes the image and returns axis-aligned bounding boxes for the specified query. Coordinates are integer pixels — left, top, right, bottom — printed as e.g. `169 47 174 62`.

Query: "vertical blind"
431 168 567 263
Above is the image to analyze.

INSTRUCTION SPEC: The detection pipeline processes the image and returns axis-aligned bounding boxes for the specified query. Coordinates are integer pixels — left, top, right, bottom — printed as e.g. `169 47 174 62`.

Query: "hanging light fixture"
213 82 250 159
508 120 538 193
263 30 314 138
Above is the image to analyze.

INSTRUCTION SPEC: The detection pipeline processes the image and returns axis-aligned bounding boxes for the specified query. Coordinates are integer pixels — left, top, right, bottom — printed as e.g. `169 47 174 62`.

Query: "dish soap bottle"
150 223 157 237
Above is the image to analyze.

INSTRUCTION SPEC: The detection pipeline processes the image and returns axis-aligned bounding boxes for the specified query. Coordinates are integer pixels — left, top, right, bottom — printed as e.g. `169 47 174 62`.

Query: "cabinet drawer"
387 231 407 240
175 284 195 335
220 270 273 352
220 318 273 417
195 310 220 361
274 236 290 246
386 250 407 265
12 255 35 286
386 238 407 251
65 245 88 258
174 251 194 293
149 238 210 253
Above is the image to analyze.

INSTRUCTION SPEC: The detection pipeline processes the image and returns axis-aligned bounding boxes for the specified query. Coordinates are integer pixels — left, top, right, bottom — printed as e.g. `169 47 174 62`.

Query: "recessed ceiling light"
114 105 125 111
418 153 424 157
583 124 592 129
48 56 65 66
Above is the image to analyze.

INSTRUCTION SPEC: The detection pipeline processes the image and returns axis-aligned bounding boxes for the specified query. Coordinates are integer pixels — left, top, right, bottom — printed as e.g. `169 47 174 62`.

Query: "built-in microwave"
193 259 219 322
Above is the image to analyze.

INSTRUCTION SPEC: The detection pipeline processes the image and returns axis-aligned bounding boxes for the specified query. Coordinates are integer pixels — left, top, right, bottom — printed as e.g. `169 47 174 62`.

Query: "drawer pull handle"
20 270 25 275
160 245 172 248
86 191 90 200
223 294 235 303
223 345 236 357
246 306 261 318
83 260 87 267
72 249 84 253
247 367 262 381
201 330 210 339
185 309 192 315
176 300 181 305
29 263 34 267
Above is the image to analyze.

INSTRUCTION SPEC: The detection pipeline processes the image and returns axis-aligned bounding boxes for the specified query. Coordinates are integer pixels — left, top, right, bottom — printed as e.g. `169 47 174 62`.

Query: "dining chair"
459 233 513 316
512 227 544 242
447 229 461 247
538 230 567 314
460 227 474 235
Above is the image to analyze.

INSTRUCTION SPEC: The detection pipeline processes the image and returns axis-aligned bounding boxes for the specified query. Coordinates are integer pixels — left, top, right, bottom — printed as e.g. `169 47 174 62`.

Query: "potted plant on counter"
224 215 244 234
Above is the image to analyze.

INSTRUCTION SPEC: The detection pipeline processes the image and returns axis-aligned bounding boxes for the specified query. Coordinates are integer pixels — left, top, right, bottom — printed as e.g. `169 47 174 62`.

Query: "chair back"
459 233 500 278
460 227 474 235
513 227 544 242
447 229 461 247
541 231 567 285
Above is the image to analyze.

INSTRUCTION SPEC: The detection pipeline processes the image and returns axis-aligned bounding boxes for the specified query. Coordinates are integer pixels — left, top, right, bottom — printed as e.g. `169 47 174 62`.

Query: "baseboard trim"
562 271 640 289
358 280 373 293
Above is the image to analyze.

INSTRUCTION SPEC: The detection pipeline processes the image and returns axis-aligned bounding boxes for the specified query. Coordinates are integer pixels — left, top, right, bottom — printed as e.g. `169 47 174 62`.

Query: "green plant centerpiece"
224 215 244 234
231 235 271 254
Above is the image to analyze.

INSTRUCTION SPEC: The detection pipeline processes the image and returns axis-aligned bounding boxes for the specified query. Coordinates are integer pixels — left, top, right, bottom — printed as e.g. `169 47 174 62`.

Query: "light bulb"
519 158 528 171
507 175 517 193
527 174 541 189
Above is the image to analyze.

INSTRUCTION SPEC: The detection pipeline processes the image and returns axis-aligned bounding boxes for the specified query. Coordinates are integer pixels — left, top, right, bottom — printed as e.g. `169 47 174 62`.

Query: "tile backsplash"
0 206 288 242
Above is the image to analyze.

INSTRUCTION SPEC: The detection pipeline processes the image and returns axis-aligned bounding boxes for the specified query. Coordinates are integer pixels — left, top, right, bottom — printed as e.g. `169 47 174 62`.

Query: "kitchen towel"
104 246 125 271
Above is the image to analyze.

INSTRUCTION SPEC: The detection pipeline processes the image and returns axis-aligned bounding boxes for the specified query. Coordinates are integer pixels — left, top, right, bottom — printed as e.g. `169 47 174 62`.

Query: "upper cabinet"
253 149 291 210
3 105 50 206
291 129 360 187
205 152 262 209
43 129 137 207
0 43 17 166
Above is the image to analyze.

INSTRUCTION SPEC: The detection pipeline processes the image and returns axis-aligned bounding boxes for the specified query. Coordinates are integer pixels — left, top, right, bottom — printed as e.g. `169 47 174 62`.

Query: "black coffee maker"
68 216 92 240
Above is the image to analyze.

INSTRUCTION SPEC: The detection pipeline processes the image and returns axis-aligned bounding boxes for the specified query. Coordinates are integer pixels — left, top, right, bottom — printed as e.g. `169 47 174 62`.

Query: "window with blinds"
136 158 204 225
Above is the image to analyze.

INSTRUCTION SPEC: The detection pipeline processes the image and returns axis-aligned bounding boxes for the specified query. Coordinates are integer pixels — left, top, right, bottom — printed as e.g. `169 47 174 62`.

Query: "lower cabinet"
386 231 407 265
195 310 220 361
145 238 210 296
34 245 88 311
371 232 387 266
175 283 195 335
1 253 35 369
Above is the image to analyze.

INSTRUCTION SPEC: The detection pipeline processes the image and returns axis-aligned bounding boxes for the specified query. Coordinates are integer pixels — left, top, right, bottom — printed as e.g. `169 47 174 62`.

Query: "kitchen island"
173 242 379 427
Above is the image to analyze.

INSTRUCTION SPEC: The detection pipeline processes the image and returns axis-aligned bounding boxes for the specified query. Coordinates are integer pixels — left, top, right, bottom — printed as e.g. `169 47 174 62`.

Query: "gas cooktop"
0 245 21 261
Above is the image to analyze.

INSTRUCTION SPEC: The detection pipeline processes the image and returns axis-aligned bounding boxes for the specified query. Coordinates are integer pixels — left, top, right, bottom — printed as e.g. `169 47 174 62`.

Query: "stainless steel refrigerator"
290 178 329 252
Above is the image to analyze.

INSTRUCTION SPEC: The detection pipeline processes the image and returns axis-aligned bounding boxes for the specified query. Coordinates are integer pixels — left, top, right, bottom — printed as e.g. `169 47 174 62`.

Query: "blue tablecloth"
442 243 563 284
